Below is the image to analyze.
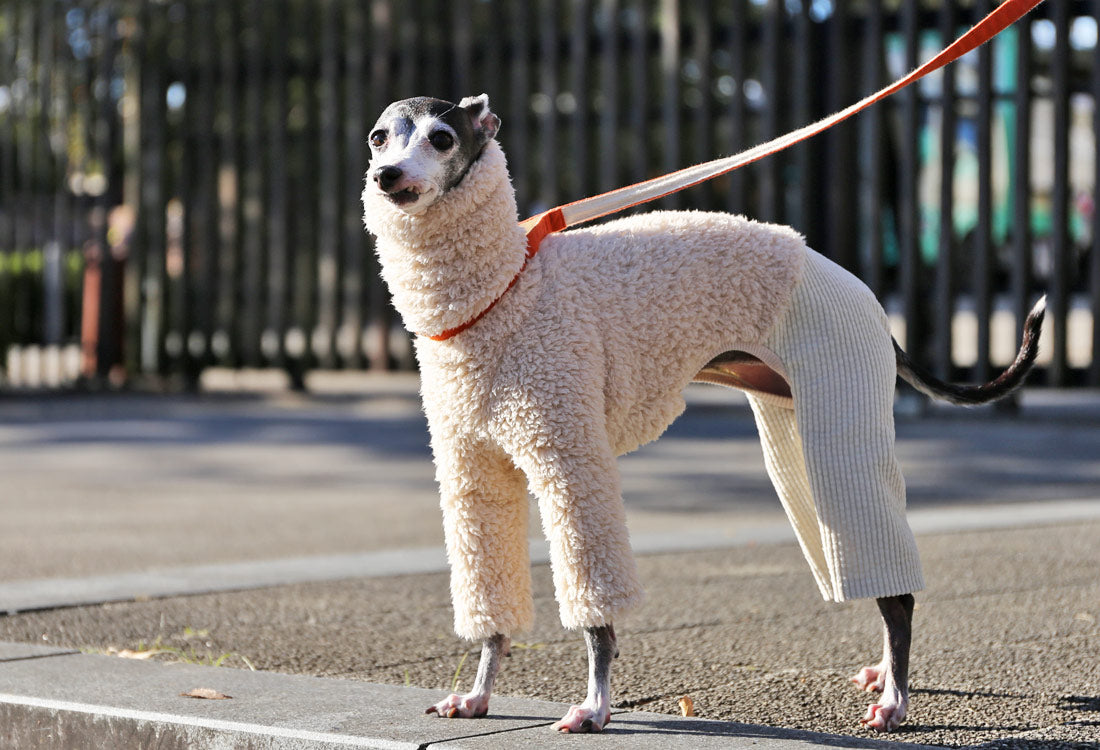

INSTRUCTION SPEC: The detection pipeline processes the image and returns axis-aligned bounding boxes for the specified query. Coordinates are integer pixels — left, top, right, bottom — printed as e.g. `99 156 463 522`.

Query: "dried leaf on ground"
116 649 170 660
678 695 695 717
180 688 233 700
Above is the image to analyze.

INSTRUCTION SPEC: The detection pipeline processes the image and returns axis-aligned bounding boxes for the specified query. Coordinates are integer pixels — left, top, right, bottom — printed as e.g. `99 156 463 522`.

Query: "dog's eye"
369 130 387 148
429 131 454 151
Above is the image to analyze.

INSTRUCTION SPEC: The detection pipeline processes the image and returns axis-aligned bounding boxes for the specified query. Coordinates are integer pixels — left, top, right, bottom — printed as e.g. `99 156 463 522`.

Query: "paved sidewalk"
1 643 941 749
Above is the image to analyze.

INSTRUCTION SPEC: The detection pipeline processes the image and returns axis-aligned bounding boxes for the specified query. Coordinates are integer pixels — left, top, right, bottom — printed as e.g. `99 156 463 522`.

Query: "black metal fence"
1 0 1098 389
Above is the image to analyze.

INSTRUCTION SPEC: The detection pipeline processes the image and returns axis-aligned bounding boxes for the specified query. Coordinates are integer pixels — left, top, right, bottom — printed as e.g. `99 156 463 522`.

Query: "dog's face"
366 94 501 215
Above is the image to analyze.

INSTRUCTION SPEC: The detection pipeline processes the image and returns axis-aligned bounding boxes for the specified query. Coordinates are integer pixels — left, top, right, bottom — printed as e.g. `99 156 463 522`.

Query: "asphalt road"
2 381 1100 582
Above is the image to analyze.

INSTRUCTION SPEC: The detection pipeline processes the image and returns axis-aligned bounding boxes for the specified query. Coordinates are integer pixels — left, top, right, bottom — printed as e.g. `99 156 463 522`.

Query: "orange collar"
423 209 565 342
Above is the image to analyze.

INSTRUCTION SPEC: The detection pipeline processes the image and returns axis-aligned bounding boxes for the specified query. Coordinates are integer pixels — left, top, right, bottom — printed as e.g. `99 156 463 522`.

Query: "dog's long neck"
363 141 527 340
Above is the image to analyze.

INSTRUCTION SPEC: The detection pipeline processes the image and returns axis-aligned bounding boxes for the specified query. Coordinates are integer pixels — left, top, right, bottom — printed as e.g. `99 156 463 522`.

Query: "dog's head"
366 94 501 215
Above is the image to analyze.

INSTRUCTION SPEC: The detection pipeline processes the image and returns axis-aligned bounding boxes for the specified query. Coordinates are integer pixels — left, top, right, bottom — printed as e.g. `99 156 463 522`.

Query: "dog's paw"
426 692 489 719
850 664 886 692
859 700 906 732
553 704 611 733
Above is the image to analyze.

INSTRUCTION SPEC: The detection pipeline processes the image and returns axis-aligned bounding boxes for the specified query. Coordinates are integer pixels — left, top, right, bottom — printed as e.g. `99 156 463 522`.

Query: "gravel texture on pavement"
2 522 1097 749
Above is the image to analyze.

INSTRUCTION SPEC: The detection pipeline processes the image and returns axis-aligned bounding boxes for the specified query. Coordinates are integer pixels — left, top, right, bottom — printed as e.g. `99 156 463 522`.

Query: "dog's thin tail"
894 296 1046 406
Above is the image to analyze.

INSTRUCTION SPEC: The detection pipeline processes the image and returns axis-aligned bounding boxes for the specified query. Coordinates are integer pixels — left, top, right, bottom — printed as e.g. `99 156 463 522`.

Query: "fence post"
90 0 125 383
1090 0 1100 387
1048 0 1071 385
934 0 957 381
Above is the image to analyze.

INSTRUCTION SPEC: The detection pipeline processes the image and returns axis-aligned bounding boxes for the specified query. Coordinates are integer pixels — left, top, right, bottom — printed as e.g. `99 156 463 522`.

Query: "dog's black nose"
375 166 403 192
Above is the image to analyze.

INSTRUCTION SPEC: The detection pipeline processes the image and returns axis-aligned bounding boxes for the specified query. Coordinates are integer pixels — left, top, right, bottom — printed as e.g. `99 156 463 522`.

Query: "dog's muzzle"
373 166 423 208
375 165 402 192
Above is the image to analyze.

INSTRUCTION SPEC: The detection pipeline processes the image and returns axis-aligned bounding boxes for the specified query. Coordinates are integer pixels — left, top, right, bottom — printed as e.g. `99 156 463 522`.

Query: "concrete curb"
0 643 939 749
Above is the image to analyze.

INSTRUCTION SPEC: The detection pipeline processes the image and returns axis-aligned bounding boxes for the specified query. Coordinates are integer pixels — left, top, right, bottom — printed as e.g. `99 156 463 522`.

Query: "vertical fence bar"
265 0 289 372
1011 13 1033 377
1090 0 1100 386
452 0 473 97
898 0 921 356
688 0 714 207
659 0 680 209
124 0 145 377
117 3 139 380
597 0 618 193
160 3 181 376
27 0 44 351
726 0 747 212
476 1 502 121
13 0 34 350
569 0 591 200
1048 0 1070 384
341 0 364 370
293 0 321 373
860 0 884 298
365 0 393 369
40 0 63 356
537 0 559 209
192 0 218 374
507 0 530 213
421 0 443 96
175 0 196 383
790 0 811 235
974 0 994 384
625 0 646 185
77 2 99 376
396 2 418 96
214 0 240 368
0 1 12 358
826 0 857 268
92 0 122 379
240 0 266 368
315 0 340 370
0 2 14 360
758 0 781 222
139 0 167 375
934 0 956 379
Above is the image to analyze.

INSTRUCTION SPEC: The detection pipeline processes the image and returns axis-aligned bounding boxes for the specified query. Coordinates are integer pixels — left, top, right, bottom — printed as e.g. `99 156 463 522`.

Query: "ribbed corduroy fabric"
747 251 925 602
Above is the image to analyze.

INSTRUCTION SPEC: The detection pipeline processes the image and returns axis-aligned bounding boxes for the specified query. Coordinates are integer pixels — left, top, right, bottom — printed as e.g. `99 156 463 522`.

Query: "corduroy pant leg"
757 251 925 602
747 394 835 598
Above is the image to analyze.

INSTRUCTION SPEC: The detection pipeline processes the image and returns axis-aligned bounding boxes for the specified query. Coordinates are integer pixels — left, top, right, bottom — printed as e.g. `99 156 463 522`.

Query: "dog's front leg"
853 593 914 732
427 633 510 719
553 624 618 733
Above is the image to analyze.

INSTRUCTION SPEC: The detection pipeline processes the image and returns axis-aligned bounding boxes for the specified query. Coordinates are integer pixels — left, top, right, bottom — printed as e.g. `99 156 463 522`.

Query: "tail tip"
1030 295 1047 318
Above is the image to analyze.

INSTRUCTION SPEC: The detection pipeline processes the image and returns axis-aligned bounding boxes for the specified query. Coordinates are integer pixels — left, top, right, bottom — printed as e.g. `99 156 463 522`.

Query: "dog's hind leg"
553 624 618 733
854 593 914 732
427 634 510 718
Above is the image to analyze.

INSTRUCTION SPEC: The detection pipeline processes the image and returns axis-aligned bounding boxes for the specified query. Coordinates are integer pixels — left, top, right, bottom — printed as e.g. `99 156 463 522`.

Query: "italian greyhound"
363 95 1044 734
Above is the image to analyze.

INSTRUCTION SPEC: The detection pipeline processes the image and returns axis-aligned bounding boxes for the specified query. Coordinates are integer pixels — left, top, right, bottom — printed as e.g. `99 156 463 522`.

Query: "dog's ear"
459 94 500 146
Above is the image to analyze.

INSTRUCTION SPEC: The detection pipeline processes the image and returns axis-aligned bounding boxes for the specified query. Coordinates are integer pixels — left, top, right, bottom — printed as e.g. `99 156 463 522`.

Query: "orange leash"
430 0 1044 342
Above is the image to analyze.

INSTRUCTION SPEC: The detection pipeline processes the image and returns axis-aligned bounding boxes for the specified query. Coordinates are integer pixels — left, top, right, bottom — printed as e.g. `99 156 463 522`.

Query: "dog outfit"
364 140 923 642
741 251 925 602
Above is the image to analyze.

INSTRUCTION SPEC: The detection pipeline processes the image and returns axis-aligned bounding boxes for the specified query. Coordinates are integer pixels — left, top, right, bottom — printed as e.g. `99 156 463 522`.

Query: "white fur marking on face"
368 115 463 215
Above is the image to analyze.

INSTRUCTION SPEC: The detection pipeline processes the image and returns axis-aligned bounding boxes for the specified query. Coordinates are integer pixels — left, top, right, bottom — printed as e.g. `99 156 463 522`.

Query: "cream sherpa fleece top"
365 141 806 639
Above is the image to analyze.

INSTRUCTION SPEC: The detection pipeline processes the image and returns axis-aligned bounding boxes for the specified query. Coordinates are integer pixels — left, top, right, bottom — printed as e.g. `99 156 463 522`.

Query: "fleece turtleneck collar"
363 141 529 340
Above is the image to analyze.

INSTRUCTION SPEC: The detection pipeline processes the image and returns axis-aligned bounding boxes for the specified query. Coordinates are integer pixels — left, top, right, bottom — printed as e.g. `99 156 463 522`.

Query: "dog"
362 94 1044 733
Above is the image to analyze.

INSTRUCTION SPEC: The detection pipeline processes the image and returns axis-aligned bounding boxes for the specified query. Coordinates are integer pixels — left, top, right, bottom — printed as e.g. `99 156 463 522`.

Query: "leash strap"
429 0 1042 341
519 0 1044 243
